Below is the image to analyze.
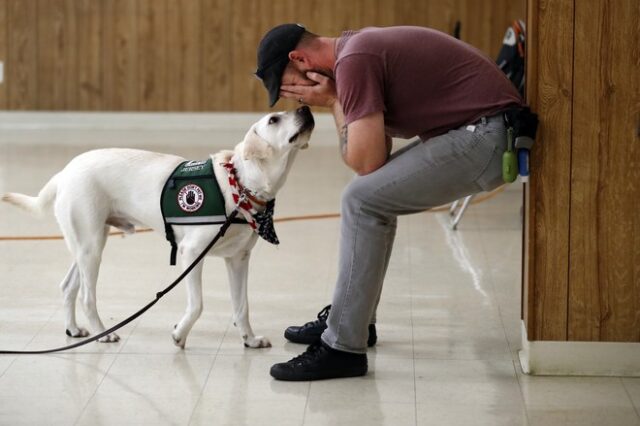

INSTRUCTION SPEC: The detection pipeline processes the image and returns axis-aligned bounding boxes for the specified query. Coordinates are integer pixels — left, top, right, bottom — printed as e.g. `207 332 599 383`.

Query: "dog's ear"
243 129 273 161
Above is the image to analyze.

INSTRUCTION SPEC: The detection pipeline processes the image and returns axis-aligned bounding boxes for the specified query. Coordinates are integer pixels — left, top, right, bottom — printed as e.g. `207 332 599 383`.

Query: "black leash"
0 209 239 355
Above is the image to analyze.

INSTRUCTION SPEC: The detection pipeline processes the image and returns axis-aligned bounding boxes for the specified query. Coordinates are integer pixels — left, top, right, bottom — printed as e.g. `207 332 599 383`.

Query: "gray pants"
321 112 508 353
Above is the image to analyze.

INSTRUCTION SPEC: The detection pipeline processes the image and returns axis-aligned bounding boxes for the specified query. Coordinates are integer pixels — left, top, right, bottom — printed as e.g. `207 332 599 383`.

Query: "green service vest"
161 159 226 225
160 159 244 265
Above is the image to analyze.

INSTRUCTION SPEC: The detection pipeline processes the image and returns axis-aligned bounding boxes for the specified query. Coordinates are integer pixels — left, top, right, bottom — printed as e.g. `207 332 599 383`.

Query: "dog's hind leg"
60 263 89 338
78 226 120 342
224 251 271 348
171 244 205 349
56 192 118 342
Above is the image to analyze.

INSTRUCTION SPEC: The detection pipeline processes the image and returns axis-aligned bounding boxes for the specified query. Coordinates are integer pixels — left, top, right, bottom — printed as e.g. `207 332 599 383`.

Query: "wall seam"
566 0 576 342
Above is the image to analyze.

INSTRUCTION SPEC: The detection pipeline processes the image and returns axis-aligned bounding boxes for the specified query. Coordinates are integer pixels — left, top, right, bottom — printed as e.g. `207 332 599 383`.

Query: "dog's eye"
268 116 280 125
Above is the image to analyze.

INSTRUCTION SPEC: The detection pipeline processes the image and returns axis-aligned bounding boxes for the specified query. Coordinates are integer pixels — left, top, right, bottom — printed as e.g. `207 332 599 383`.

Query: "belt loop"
481 116 487 125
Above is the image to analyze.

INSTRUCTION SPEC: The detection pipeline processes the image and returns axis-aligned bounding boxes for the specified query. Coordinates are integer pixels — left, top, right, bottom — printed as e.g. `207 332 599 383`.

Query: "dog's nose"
296 105 313 126
297 105 311 115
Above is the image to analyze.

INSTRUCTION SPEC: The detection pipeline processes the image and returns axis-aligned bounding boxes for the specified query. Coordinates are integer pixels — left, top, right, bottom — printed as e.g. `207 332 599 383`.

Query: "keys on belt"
502 107 539 183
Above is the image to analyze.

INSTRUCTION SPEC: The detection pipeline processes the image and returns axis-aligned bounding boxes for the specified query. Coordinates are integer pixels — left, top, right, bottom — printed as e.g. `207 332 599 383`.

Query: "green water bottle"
502 127 518 183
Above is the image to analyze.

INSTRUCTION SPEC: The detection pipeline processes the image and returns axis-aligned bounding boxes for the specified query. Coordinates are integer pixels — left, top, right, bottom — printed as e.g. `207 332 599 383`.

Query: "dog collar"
222 162 279 245
233 175 267 207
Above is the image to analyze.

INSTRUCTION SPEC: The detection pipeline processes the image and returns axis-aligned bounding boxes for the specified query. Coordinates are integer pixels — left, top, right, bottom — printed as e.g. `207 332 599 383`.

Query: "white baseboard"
519 321 640 376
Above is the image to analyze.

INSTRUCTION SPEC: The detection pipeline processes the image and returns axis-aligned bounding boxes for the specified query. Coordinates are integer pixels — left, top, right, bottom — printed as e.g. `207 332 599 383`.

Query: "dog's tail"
2 173 59 217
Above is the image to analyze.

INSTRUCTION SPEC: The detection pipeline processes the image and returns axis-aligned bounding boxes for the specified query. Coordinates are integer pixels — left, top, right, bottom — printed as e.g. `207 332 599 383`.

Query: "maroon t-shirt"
334 26 524 140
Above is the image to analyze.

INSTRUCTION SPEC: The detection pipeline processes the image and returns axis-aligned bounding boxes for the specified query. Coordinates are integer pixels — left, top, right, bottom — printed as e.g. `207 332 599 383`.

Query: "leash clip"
237 191 249 205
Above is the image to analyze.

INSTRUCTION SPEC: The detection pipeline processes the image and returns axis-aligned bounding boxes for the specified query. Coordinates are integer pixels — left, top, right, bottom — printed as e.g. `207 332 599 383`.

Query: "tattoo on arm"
339 124 348 158
331 100 349 163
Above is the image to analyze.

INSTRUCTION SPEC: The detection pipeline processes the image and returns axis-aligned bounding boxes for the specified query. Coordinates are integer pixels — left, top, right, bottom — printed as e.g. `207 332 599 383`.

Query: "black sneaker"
284 304 378 347
270 341 367 381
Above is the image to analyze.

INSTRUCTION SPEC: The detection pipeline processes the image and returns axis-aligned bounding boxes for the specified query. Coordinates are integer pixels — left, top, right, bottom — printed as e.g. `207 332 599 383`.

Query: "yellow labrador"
2 106 314 349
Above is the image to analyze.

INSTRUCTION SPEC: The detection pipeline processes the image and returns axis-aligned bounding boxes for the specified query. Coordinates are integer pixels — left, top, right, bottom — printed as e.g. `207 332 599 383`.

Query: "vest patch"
177 184 205 213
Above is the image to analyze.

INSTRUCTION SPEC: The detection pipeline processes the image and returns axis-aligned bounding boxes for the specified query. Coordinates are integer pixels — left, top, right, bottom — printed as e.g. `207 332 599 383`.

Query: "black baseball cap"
255 23 306 107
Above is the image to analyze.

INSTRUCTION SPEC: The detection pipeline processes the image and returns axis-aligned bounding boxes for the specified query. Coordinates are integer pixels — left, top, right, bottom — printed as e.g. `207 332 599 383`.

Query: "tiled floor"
1 115 639 426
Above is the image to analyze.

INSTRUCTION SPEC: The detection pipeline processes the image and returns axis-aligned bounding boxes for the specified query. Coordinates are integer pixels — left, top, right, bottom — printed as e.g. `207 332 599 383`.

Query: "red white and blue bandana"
222 162 279 245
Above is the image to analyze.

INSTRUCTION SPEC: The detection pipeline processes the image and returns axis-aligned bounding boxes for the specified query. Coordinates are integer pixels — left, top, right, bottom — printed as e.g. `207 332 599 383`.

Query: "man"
255 23 523 381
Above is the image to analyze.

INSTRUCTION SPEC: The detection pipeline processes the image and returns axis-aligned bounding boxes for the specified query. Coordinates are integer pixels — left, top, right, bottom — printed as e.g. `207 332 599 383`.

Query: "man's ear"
301 141 309 150
243 129 273 161
288 50 307 65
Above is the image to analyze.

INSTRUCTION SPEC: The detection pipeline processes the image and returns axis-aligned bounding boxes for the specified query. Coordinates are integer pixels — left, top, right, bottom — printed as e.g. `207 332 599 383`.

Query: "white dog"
2 106 314 349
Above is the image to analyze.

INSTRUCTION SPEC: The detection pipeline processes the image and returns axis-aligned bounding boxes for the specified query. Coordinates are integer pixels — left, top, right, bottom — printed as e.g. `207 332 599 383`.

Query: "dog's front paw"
243 335 271 349
97 333 120 343
65 327 90 338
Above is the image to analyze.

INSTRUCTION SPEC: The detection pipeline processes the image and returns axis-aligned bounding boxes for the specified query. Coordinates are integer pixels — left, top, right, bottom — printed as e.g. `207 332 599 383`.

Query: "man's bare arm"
332 104 389 175
331 100 349 162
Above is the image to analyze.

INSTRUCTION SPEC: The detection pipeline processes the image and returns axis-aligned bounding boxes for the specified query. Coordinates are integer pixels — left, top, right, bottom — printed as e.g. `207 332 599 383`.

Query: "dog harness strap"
165 223 178 266
161 162 184 265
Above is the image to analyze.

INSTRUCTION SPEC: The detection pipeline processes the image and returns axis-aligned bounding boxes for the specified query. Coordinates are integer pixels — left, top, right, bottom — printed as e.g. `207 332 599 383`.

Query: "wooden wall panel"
103 0 137 110
424 1 457 35
457 0 493 55
7 0 37 110
568 0 640 342
230 0 258 111
457 1 526 59
524 0 574 341
522 0 535 336
76 0 103 110
487 0 525 59
36 0 62 109
0 0 7 109
1 0 524 111
200 0 231 110
330 0 355 36
394 0 431 29
138 0 167 111
37 0 77 110
167 0 201 111
352 0 395 29
270 0 298 26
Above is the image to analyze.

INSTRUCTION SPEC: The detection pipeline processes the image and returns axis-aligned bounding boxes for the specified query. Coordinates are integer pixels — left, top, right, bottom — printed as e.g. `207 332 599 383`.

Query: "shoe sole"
270 366 368 381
